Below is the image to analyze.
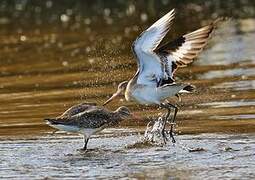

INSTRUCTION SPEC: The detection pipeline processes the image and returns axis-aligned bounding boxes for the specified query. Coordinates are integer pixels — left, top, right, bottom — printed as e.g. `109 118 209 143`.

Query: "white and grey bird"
103 9 221 143
45 102 132 150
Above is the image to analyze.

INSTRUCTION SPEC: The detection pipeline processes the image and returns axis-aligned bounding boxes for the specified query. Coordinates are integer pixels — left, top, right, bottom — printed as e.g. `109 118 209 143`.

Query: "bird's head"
115 106 142 120
103 81 128 106
115 106 131 119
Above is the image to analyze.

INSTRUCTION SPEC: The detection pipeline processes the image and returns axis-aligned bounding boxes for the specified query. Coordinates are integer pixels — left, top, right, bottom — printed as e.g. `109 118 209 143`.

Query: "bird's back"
60 102 97 118
76 109 115 129
60 107 124 131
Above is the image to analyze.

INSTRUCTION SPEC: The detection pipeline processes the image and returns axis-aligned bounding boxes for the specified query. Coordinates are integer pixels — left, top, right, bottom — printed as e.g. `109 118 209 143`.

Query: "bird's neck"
109 112 124 126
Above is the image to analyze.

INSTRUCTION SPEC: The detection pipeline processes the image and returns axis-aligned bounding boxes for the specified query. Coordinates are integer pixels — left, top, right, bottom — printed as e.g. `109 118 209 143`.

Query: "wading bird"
103 9 220 143
45 102 131 150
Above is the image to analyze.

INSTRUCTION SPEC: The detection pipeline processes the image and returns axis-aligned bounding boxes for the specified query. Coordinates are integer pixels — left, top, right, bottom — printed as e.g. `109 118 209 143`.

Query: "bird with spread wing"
103 9 221 143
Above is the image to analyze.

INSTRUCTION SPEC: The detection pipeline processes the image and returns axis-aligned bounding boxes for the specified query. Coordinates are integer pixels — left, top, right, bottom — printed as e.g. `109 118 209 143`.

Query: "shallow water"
0 1 255 179
1 130 255 179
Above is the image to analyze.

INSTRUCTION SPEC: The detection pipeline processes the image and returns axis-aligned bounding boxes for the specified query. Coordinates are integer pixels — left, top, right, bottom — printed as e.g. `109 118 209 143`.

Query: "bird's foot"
170 130 176 143
161 129 168 145
144 116 175 145
165 130 176 143
77 148 88 153
165 113 177 144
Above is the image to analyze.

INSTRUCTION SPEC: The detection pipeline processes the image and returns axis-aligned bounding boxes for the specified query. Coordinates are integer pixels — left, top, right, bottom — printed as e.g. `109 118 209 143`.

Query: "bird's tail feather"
158 84 195 100
158 83 187 98
180 84 195 93
44 118 59 125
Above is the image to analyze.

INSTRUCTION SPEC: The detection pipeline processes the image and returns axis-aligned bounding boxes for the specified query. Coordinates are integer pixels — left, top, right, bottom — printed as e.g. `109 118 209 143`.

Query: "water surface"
1 131 255 179
0 1 255 179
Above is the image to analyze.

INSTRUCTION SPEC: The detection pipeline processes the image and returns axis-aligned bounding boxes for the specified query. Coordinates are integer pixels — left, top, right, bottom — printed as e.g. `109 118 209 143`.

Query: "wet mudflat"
0 1 255 179
1 130 255 179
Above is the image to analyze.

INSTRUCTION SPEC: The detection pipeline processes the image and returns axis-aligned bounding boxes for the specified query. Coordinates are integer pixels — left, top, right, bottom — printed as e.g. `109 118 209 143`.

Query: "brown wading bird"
45 102 134 150
103 9 222 143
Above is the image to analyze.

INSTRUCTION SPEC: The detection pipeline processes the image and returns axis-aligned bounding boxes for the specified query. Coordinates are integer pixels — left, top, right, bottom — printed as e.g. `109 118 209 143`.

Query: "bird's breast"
124 88 133 102
126 85 160 105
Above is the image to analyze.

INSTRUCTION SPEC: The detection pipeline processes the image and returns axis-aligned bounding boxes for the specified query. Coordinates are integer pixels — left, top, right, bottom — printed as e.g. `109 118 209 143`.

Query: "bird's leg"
82 137 89 151
165 103 178 143
160 103 172 144
162 100 172 122
164 105 172 122
51 129 58 135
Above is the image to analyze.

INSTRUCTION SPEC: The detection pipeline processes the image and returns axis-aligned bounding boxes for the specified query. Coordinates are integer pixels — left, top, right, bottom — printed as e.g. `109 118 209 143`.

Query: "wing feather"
132 10 222 87
133 9 175 54
60 102 97 118
132 9 175 85
156 18 222 81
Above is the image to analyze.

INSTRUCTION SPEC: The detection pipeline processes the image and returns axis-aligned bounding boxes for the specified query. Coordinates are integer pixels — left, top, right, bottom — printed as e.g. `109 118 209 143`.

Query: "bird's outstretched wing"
132 9 176 85
133 9 175 55
155 19 222 85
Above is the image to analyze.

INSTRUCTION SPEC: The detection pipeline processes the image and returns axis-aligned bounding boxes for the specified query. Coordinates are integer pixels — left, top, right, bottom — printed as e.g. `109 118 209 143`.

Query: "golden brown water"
1 19 254 136
0 1 255 179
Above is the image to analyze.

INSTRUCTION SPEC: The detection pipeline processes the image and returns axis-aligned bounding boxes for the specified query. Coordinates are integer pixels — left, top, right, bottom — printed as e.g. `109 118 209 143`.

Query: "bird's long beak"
103 90 121 106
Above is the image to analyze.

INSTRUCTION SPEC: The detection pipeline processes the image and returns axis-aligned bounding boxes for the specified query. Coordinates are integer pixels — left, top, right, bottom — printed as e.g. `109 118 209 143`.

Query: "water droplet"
126 4 136 16
241 75 247 80
86 47 91 53
231 94 236 98
20 35 27 41
84 18 91 25
60 14 70 22
104 8 111 16
46 1 53 8
88 58 95 64
62 61 68 67
140 13 148 22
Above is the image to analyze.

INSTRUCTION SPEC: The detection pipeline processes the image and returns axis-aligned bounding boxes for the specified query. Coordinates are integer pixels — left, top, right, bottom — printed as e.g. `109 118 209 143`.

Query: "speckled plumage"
45 102 131 150
53 108 120 129
59 102 98 117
